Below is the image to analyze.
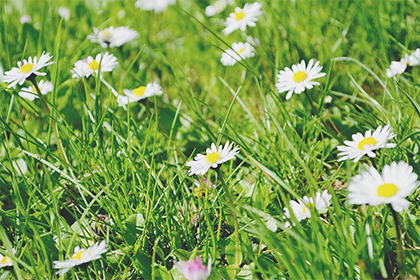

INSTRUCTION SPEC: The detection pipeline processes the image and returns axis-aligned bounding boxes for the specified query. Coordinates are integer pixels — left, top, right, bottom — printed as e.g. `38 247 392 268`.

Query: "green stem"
28 77 67 163
216 168 240 270
389 205 405 278
197 192 217 261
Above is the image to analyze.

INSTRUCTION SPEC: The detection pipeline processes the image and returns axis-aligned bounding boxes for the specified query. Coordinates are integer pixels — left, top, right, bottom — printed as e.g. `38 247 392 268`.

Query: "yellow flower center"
238 47 245 53
305 202 315 209
1 256 10 265
71 250 85 261
357 137 377 150
377 183 398 198
133 86 147 97
293 71 307 83
301 206 307 214
20 63 34 74
235 10 245 20
88 60 100 70
205 152 221 164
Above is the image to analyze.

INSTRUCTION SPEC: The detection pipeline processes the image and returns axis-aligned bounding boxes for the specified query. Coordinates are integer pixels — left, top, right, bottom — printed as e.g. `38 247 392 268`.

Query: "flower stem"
389 205 405 278
197 193 217 261
216 168 240 270
28 78 67 163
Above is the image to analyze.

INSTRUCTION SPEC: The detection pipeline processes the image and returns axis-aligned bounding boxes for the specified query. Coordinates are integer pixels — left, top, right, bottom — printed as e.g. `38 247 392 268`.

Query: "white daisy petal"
71 52 118 79
222 2 263 35
337 124 396 162
220 42 255 66
3 52 54 88
186 141 240 176
18 80 53 101
386 55 408 78
53 241 108 276
348 161 418 212
276 59 325 100
87 26 138 48
135 0 176 12
117 82 163 106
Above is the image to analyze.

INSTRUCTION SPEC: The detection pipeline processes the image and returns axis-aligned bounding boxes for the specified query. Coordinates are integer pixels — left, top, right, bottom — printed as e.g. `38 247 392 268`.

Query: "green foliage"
0 0 420 279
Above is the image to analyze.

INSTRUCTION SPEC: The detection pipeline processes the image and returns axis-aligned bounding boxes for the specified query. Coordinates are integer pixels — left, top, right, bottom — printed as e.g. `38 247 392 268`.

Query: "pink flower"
175 256 212 280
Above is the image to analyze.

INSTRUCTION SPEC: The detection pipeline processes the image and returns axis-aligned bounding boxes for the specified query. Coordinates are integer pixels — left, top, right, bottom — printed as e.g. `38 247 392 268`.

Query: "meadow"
1 0 420 279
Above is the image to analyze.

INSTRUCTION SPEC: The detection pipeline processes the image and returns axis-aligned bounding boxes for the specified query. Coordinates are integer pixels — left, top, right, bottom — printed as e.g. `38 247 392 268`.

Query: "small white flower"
408 48 420 66
0 253 13 268
220 42 254 66
348 161 418 212
53 241 108 276
135 0 176 13
276 59 326 100
117 82 163 106
337 124 396 162
386 55 407 78
87 26 139 48
186 141 240 176
3 52 54 88
222 2 263 35
20 15 31 24
58 7 70 20
175 256 212 280
18 80 53 101
205 0 228 17
71 52 118 79
283 190 331 227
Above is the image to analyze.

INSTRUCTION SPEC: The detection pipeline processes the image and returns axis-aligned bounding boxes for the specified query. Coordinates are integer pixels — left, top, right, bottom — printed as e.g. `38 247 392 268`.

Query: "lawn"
1 0 420 279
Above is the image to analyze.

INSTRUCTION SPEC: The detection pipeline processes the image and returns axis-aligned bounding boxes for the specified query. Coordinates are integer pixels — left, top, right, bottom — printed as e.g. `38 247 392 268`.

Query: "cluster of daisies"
386 48 420 78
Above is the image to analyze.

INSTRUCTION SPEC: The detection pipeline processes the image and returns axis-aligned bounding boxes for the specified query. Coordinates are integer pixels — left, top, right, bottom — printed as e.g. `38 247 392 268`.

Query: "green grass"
1 0 420 279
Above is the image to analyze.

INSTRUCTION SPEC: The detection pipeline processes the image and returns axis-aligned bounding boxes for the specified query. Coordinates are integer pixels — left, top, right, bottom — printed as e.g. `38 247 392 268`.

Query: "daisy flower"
135 0 176 13
58 7 70 21
408 48 420 66
117 82 162 106
175 256 212 280
0 253 13 268
186 141 240 176
71 52 118 79
386 55 407 78
18 80 53 101
205 0 228 17
348 161 418 212
222 2 263 35
283 190 331 227
87 26 139 48
20 15 31 24
53 241 108 276
220 42 254 66
337 124 396 162
275 59 326 100
3 52 54 88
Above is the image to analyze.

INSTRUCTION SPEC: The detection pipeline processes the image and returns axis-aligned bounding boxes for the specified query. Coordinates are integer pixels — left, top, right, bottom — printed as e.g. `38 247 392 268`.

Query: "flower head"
53 241 108 276
348 161 418 212
220 42 254 66
337 124 396 162
408 48 420 66
186 141 240 176
3 52 54 88
386 55 407 78
71 52 118 79
19 80 53 101
87 26 139 48
135 0 176 13
175 256 212 280
276 59 326 100
117 82 162 106
58 7 70 20
205 0 228 17
0 253 13 268
283 190 331 227
20 15 31 24
222 2 262 35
